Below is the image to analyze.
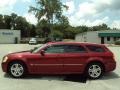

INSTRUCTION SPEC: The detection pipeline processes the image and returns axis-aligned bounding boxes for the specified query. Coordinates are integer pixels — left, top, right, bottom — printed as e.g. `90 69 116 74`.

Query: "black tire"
86 63 104 79
8 62 27 78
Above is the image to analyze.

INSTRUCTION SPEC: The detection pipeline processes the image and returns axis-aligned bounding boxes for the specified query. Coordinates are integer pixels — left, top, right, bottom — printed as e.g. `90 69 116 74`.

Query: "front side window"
86 45 105 52
44 45 65 53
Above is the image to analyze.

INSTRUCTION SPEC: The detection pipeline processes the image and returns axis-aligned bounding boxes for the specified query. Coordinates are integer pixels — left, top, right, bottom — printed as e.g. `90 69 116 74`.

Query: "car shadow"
99 72 120 80
64 74 87 83
4 72 119 83
4 74 87 83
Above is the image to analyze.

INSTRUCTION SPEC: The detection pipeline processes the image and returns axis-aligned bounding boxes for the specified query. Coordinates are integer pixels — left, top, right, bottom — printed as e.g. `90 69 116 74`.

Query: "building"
75 30 120 44
0 29 21 44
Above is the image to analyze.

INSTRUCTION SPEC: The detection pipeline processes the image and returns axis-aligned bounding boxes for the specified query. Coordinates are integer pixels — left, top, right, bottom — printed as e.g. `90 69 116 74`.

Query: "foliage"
0 13 36 37
0 0 112 40
36 19 51 38
29 0 68 24
115 40 120 45
0 14 5 29
90 23 110 31
0 13 112 39
52 30 63 39
28 0 112 39
29 0 68 38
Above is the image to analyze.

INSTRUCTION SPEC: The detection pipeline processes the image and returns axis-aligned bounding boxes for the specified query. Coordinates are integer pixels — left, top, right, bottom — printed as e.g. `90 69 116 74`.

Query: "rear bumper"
105 62 116 72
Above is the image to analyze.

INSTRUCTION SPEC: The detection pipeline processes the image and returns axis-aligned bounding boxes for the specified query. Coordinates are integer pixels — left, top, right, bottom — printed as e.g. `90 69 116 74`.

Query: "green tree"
53 16 69 31
10 13 17 29
91 23 110 31
52 30 63 39
30 25 36 37
0 14 5 29
36 19 50 37
4 15 12 29
29 0 68 37
0 13 36 38
14 16 31 37
29 0 67 23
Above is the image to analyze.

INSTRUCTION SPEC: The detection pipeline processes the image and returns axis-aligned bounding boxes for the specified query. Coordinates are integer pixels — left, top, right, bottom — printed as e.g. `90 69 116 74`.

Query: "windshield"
31 44 47 53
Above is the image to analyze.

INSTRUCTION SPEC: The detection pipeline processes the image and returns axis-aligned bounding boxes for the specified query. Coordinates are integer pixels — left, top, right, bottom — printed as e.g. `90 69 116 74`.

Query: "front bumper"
1 62 8 72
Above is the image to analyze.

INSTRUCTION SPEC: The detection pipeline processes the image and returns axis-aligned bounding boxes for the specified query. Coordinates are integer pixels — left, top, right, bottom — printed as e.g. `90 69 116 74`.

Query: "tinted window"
86 45 105 52
64 45 87 53
44 45 65 53
44 44 87 53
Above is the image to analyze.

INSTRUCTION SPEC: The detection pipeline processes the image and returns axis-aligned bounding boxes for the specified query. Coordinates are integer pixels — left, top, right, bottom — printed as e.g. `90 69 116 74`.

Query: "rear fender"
86 57 105 66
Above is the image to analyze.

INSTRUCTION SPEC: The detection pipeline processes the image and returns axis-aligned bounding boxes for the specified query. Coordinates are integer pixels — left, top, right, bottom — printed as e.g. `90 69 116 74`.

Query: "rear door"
62 45 89 73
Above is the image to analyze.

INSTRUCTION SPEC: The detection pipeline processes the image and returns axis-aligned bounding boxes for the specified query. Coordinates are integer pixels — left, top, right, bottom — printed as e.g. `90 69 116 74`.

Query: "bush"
115 40 120 45
20 40 29 44
52 30 63 39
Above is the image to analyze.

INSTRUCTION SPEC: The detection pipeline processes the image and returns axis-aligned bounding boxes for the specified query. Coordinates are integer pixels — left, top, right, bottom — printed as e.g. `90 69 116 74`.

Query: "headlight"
2 56 8 63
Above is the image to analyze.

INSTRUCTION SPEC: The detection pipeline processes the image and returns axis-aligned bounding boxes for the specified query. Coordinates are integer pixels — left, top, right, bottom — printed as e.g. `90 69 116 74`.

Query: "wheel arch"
85 60 105 72
7 60 28 73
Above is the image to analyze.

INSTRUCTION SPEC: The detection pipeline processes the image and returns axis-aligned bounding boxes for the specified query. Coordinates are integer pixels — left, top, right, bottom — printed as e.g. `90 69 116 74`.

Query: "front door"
28 45 65 74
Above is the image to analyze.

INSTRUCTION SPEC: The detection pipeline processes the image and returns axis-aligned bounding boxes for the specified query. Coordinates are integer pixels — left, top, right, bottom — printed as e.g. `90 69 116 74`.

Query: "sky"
0 0 120 29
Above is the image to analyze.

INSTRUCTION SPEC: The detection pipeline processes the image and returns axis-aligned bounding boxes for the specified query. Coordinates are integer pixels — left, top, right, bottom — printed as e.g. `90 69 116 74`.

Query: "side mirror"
34 47 38 50
40 50 45 56
30 47 38 53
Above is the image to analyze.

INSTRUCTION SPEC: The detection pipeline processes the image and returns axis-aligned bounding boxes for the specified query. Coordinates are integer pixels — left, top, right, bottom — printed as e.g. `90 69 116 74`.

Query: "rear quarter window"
86 45 105 52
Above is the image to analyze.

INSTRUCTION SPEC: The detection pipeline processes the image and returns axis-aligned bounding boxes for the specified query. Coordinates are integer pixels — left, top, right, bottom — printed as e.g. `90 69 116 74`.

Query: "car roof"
47 42 104 46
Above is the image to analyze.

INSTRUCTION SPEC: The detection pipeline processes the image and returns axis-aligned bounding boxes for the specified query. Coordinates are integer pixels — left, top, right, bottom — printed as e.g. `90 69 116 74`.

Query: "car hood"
7 50 31 57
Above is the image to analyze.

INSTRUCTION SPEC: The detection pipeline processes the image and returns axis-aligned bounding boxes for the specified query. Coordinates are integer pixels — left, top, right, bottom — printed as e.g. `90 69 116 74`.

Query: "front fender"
6 56 29 72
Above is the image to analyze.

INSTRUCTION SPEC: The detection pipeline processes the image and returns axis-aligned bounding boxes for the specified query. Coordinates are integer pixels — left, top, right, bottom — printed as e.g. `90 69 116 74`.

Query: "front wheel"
8 62 26 78
86 63 104 79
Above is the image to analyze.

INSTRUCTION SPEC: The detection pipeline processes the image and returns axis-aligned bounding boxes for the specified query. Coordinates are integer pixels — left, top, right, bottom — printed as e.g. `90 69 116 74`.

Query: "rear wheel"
8 62 27 78
86 63 104 79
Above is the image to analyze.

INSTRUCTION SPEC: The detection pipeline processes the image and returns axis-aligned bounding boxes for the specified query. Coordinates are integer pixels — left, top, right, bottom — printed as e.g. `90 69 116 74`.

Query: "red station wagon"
1 42 116 79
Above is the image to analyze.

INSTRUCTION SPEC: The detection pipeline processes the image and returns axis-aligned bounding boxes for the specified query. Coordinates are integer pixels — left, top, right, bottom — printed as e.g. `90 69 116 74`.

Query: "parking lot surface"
0 44 120 90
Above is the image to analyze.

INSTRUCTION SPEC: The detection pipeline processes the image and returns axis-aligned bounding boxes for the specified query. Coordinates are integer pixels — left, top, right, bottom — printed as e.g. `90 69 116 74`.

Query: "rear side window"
86 45 105 52
65 45 87 53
